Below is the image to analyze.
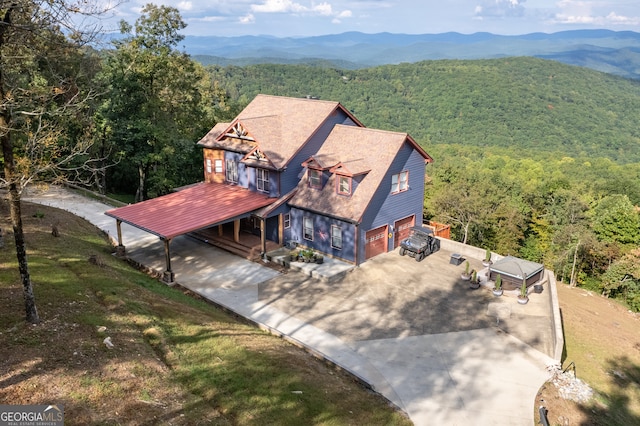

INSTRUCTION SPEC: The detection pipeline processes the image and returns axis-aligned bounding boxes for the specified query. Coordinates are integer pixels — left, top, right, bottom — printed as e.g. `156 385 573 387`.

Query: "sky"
99 0 640 37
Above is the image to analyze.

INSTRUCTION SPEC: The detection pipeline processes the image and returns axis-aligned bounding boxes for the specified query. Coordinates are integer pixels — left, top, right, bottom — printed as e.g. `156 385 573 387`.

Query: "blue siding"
223 152 248 188
266 216 279 243
357 146 426 264
288 207 356 263
280 109 358 195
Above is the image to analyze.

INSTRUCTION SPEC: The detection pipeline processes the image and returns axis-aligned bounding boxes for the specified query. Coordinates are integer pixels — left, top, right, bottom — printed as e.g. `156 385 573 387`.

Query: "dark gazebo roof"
490 256 544 280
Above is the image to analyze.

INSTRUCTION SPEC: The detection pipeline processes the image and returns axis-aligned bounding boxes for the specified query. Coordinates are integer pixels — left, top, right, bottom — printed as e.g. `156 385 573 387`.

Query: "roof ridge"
334 123 407 137
255 93 340 105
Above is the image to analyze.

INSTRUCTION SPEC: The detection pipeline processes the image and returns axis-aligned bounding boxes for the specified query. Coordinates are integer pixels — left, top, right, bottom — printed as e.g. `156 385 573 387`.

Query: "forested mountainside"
209 57 640 164
209 58 640 310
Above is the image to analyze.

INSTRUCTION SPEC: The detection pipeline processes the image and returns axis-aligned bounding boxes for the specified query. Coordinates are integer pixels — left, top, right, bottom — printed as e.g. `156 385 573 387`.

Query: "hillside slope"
537 284 640 425
210 57 640 163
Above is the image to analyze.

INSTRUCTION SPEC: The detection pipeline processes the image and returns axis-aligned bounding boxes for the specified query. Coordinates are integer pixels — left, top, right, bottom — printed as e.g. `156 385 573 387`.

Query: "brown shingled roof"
289 125 431 223
198 95 363 170
197 122 230 148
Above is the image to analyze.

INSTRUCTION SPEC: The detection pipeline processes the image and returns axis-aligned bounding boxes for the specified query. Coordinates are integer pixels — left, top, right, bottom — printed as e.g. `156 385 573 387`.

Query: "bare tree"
0 1 119 323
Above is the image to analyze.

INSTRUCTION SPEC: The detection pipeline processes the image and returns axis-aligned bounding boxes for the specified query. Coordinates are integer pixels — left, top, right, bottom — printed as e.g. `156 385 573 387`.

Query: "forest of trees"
2 3 639 321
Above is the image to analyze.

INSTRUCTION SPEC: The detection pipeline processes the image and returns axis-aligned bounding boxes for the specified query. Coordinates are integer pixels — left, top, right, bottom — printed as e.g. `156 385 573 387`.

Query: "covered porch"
190 220 280 261
105 182 278 284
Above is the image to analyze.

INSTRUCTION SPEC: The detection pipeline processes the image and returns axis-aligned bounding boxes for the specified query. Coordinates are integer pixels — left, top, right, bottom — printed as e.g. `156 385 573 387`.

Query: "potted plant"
289 250 299 262
469 269 480 289
302 248 314 263
461 261 471 280
518 279 529 305
482 249 492 267
492 274 503 297
315 253 324 264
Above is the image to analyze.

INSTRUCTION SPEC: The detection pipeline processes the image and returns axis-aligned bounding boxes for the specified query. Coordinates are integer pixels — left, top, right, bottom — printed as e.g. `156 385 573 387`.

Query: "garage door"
393 215 415 248
365 225 388 259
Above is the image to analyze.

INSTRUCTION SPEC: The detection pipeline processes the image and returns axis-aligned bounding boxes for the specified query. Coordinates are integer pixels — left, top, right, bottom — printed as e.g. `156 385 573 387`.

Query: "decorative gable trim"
245 147 268 162
242 146 277 169
224 122 255 141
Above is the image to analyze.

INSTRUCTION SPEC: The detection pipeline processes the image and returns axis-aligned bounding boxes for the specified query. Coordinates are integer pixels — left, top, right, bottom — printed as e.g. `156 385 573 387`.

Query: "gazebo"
488 256 544 291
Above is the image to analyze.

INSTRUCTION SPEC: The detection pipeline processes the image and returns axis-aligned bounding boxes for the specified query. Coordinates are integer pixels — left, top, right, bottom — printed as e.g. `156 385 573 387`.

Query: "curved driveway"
25 186 556 426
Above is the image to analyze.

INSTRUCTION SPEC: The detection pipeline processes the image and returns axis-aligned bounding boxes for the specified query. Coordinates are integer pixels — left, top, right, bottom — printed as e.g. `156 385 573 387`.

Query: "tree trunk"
10 188 39 323
135 163 146 202
570 239 580 287
462 222 470 245
1 126 40 324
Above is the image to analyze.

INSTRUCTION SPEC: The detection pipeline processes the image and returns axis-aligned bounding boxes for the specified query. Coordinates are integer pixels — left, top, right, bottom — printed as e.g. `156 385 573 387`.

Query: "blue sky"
101 1 640 37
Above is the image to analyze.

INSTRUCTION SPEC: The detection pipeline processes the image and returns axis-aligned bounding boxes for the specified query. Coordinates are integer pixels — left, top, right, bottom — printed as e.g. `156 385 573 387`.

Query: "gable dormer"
302 157 332 190
329 163 368 197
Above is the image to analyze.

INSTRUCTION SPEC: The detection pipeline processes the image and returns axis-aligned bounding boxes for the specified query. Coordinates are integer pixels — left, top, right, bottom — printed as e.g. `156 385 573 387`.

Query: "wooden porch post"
218 224 223 236
162 238 175 284
278 214 284 247
260 217 266 256
234 220 240 243
115 220 126 257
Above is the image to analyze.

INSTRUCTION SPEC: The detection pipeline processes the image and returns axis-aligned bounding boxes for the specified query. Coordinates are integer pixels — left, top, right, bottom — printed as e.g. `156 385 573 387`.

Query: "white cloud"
474 0 528 18
313 2 334 16
553 0 640 27
250 0 349 19
177 1 193 11
191 15 226 23
251 0 307 14
240 13 256 24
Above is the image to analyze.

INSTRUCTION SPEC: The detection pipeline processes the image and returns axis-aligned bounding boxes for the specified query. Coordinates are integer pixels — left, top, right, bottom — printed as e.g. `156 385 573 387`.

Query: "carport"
105 182 276 283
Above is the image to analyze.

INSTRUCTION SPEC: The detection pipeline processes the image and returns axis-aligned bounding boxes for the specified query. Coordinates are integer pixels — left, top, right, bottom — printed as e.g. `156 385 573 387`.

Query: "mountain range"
182 30 640 79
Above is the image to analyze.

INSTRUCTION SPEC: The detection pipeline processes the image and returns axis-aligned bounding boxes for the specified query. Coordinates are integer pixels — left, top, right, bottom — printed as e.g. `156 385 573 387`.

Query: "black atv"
399 226 440 262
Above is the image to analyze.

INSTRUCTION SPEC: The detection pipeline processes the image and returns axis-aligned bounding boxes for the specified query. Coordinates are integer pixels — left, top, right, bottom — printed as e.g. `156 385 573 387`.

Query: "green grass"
0 202 410 425
106 192 135 205
556 284 640 425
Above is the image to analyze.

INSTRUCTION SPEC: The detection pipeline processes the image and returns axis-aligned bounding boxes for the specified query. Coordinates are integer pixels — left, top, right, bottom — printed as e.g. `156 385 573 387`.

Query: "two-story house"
105 94 432 281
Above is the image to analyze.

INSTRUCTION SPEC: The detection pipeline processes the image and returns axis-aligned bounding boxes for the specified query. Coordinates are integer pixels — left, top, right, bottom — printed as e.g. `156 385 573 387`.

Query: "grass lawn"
0 201 411 425
535 284 640 425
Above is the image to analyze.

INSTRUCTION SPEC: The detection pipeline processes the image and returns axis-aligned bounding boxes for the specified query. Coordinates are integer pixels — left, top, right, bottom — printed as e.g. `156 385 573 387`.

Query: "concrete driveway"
259 249 557 425
25 186 557 426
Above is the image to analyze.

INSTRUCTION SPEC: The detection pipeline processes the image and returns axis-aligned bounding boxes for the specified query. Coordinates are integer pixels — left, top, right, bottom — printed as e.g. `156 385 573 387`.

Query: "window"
206 158 212 174
284 213 291 229
309 169 322 189
214 159 223 173
391 171 409 194
331 225 342 249
337 175 351 195
303 217 314 241
226 160 238 183
257 168 269 192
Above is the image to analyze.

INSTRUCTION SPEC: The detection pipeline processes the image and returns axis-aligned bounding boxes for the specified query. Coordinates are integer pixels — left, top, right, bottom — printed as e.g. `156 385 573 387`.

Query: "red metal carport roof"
105 182 277 240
